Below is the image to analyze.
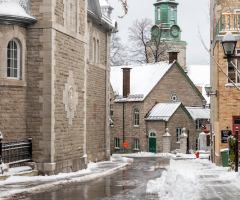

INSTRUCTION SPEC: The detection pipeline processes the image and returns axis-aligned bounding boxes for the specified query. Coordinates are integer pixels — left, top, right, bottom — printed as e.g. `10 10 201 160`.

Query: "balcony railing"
215 12 240 37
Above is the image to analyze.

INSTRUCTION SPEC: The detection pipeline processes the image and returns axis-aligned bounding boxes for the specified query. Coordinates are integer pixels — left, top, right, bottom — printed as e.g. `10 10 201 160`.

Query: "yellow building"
210 0 240 165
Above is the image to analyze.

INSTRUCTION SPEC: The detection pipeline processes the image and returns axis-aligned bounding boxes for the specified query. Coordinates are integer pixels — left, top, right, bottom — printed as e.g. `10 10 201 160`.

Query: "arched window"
96 40 99 63
133 108 139 126
171 7 174 20
157 7 160 21
7 39 20 79
92 38 96 61
149 132 156 137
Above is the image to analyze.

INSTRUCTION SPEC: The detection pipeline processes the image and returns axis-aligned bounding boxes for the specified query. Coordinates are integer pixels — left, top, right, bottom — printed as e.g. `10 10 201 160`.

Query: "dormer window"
171 7 174 20
157 7 160 21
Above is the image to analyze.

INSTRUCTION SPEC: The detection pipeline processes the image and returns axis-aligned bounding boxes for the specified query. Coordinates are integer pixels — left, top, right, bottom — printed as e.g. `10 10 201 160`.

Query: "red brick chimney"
167 50 179 63
122 67 132 98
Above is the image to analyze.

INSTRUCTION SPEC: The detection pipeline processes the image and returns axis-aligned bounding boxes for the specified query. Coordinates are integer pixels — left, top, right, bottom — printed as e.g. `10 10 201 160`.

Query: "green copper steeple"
151 0 186 43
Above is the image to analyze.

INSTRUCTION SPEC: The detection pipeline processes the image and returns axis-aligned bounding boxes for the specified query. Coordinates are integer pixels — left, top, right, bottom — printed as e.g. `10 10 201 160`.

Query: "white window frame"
196 119 203 130
114 138 120 149
227 48 240 84
149 132 156 138
134 138 139 150
133 108 139 126
7 39 20 79
176 127 183 142
157 7 160 21
171 7 174 20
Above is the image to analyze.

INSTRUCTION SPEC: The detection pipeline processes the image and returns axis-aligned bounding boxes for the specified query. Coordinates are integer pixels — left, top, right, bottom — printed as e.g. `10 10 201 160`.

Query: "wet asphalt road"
25 157 170 200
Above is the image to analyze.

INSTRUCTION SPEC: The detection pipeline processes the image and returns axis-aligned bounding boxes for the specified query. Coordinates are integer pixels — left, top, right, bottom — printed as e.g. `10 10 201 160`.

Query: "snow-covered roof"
0 2 36 27
185 107 210 120
145 103 181 121
111 62 173 102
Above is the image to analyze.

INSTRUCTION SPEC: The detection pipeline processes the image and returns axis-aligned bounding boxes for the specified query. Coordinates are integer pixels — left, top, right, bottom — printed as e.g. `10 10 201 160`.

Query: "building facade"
110 54 210 154
0 0 117 174
147 0 187 68
210 0 240 166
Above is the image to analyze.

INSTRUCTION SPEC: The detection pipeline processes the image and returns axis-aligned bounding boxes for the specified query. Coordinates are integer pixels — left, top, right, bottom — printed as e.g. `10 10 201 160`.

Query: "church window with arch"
133 108 139 126
7 39 20 79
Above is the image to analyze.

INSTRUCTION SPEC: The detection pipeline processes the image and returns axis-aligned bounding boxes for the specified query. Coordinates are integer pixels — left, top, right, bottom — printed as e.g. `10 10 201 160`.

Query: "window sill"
114 147 120 150
225 83 240 87
133 125 139 128
133 149 139 151
176 141 180 144
0 79 26 87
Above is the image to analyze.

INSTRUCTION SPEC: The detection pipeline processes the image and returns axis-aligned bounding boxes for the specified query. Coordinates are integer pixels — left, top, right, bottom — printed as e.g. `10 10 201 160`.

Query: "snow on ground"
0 156 133 199
146 158 240 200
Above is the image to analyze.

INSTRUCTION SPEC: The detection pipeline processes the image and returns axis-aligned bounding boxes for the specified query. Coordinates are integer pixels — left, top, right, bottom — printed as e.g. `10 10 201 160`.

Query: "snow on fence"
0 134 32 166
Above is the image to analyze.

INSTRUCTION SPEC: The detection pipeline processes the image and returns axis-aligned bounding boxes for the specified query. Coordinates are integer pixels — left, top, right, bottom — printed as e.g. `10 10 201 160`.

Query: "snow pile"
146 159 208 199
111 155 133 164
113 152 173 158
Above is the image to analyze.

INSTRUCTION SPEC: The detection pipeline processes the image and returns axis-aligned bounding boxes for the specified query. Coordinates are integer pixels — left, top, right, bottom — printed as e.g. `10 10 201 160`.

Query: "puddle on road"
25 157 169 200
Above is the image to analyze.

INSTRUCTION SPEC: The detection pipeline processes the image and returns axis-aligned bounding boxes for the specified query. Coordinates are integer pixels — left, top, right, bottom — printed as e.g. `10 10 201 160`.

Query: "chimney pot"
167 50 179 63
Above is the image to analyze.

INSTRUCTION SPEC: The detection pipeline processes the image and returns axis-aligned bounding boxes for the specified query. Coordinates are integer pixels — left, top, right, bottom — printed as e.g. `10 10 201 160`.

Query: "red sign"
203 126 210 134
123 142 128 148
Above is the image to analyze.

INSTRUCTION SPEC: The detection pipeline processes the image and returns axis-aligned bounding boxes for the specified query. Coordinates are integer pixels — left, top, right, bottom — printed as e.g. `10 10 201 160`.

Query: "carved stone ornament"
63 71 78 125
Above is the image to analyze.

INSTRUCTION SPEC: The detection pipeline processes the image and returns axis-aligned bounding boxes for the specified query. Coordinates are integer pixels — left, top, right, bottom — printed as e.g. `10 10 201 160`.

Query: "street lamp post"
204 84 217 97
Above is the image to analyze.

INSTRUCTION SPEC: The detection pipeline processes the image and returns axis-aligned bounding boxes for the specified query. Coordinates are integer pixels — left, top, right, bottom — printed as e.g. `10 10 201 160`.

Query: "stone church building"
110 53 210 154
0 0 117 174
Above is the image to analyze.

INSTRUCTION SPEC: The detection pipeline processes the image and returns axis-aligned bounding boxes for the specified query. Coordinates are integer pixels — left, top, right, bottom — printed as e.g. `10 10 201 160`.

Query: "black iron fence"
0 133 32 166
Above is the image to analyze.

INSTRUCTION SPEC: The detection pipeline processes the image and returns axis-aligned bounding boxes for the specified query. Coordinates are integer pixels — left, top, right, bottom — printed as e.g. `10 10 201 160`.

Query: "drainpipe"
213 0 220 56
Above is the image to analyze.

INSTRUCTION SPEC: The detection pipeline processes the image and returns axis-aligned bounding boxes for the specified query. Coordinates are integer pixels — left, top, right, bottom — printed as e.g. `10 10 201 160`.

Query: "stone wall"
0 25 28 142
144 63 203 114
54 31 85 163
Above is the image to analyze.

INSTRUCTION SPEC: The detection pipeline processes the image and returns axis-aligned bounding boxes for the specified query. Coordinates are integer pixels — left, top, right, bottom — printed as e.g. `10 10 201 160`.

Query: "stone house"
210 0 240 166
0 0 117 174
110 53 210 154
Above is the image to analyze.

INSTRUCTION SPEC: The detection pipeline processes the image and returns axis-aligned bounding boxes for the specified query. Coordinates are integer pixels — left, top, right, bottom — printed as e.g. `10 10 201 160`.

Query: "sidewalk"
0 156 133 200
146 157 240 200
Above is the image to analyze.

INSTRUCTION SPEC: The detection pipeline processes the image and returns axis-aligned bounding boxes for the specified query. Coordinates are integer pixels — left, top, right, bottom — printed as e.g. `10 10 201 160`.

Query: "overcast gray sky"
109 0 210 66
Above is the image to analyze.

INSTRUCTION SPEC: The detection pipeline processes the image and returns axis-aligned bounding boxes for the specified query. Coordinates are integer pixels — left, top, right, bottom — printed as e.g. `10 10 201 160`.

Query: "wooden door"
149 138 156 153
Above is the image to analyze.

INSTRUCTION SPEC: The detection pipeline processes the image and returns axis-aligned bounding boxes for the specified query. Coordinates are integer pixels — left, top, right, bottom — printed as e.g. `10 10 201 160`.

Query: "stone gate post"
180 127 188 154
163 128 171 153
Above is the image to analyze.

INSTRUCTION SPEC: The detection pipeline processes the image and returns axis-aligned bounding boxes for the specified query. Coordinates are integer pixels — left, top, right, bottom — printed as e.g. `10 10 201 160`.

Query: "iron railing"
0 135 32 166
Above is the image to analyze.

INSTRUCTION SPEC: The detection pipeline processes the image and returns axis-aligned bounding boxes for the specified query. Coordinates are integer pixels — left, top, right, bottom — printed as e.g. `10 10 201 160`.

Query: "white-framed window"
171 7 174 20
134 138 139 150
196 119 203 130
7 39 20 79
92 37 96 61
133 108 139 126
114 138 120 149
227 49 240 83
149 132 156 137
157 7 160 21
176 127 183 142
